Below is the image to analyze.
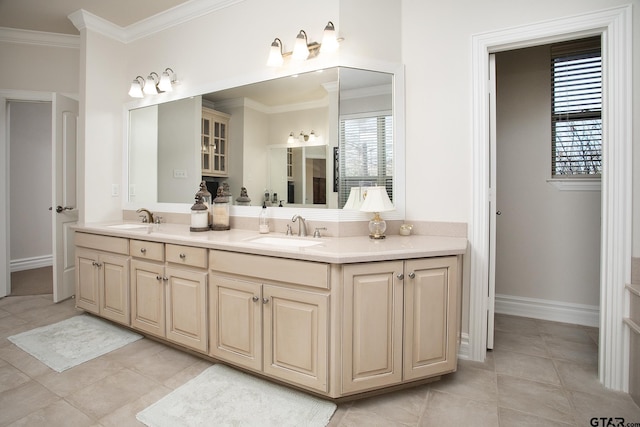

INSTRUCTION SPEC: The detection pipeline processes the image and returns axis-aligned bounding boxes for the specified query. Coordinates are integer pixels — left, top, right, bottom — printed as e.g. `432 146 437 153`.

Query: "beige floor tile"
102 337 167 367
498 407 574 427
0 363 30 393
554 359 606 395
127 345 201 383
327 402 352 427
497 374 575 424
0 380 60 425
544 335 598 365
420 389 499 426
459 350 495 372
6 398 94 427
0 344 52 378
338 409 410 427
494 349 561 385
431 363 497 402
495 314 540 336
537 320 596 345
161 358 212 389
493 330 549 357
36 357 125 397
345 384 429 425
98 384 172 427
0 307 11 319
569 389 640 425
0 295 55 316
65 368 160 420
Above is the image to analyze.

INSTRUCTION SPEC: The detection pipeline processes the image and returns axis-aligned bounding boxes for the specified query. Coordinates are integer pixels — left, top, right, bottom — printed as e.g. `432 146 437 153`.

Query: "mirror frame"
122 60 405 223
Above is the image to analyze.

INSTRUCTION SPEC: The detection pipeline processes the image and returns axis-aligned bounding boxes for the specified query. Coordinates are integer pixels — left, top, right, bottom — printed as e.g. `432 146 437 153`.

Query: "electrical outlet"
129 184 136 196
111 184 120 197
173 169 188 178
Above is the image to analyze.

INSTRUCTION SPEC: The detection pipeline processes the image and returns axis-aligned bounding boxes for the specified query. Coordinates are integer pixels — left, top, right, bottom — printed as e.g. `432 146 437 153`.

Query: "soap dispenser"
259 202 269 234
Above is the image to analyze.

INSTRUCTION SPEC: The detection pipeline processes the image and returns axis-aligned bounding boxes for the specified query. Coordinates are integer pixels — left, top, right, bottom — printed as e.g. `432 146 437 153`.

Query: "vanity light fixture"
287 132 295 144
128 76 145 98
359 186 395 239
143 72 160 95
267 38 285 67
292 30 310 61
291 130 317 143
158 68 177 92
266 21 341 67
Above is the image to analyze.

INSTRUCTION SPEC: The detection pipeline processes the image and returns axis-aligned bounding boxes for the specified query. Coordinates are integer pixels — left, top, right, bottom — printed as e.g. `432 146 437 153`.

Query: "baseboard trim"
495 294 599 327
457 332 471 360
10 255 53 272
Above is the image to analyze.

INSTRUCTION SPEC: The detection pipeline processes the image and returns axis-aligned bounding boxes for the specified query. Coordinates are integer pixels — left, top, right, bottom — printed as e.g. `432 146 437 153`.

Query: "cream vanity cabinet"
341 256 459 394
130 241 208 353
75 233 130 326
208 250 329 393
201 108 230 177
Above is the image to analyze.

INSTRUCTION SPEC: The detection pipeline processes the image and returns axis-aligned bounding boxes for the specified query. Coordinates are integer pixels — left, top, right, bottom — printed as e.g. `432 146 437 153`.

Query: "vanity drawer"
75 232 129 255
166 244 208 269
209 250 329 289
130 239 164 262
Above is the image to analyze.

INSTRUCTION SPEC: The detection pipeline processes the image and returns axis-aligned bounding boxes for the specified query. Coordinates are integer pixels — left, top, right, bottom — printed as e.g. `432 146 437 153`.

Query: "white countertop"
73 222 468 264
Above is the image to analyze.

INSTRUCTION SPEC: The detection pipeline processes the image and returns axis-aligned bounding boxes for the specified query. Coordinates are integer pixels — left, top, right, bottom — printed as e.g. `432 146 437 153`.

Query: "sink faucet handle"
154 215 162 224
313 227 327 238
285 224 293 236
139 215 148 223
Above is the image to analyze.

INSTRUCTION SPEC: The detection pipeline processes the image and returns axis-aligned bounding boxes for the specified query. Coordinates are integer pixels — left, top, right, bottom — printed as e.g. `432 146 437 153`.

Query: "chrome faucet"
291 214 308 237
136 208 155 224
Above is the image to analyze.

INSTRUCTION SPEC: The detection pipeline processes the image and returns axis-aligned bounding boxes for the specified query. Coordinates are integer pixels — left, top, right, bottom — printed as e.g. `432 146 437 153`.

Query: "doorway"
8 100 53 296
469 5 632 391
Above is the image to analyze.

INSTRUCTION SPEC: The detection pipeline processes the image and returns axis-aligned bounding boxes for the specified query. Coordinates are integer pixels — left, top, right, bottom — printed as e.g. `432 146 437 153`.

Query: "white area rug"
8 314 142 372
137 364 337 427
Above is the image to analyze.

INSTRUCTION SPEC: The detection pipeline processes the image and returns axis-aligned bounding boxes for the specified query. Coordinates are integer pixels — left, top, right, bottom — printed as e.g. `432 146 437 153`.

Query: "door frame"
469 5 632 391
0 90 53 298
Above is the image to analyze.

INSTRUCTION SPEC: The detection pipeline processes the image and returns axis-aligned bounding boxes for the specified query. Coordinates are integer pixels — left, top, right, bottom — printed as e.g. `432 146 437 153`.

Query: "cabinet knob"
262 297 269 304
408 272 416 279
156 275 162 281
163 276 169 282
140 248 146 254
252 296 259 302
179 253 186 259
397 273 404 280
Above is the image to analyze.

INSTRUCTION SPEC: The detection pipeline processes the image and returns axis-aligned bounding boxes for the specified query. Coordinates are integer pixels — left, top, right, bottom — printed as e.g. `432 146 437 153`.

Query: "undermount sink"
107 223 149 230
247 236 323 248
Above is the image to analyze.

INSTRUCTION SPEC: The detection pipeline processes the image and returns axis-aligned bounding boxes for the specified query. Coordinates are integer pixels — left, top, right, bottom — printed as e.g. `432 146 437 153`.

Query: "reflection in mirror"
127 66 395 214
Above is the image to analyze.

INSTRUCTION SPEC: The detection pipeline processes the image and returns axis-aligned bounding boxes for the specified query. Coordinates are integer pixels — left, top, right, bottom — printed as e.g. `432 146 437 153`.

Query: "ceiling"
0 0 190 35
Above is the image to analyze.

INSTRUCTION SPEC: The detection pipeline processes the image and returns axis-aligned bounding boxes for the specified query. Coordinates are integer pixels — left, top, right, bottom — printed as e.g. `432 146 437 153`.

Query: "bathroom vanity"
73 222 466 399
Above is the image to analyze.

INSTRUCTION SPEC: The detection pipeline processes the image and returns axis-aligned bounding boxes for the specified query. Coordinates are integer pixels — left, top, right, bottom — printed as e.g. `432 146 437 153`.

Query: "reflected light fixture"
359 186 395 239
158 68 177 92
320 21 338 53
287 132 295 144
308 130 316 142
267 38 284 67
292 30 310 61
128 76 145 98
143 72 160 95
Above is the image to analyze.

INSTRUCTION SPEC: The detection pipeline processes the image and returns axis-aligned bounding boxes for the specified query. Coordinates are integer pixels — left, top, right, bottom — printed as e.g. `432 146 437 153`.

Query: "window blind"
338 113 393 208
551 36 602 177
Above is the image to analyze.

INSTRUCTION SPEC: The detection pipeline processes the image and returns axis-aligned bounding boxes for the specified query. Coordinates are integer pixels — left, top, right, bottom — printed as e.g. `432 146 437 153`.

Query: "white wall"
495 45 601 308
9 101 52 263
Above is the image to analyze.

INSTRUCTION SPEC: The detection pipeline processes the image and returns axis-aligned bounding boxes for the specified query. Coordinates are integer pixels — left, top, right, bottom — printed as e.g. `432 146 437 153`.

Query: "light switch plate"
111 184 119 197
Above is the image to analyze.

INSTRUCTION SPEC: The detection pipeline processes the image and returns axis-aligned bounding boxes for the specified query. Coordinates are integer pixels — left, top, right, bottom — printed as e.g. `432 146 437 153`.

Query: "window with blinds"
551 36 602 177
339 113 393 208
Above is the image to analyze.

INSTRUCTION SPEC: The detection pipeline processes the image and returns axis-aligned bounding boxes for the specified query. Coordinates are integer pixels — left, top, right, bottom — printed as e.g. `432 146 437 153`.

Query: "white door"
52 93 78 302
487 54 497 350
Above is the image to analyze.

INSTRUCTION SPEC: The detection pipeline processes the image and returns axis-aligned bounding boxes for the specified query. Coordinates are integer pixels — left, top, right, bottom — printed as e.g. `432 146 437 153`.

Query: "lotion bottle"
259 202 269 233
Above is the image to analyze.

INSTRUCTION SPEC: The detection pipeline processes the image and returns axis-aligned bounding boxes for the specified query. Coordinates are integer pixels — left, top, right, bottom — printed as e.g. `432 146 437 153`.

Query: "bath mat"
137 364 337 427
8 314 142 372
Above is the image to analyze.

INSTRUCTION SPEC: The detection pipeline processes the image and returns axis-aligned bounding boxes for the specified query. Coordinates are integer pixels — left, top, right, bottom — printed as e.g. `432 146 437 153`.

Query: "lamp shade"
343 187 364 210
128 79 144 98
143 73 158 95
158 70 174 92
267 38 284 67
360 186 394 213
320 21 339 53
292 30 309 61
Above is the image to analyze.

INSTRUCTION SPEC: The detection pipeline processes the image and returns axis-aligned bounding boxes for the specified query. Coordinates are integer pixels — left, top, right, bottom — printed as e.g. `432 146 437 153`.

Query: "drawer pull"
140 248 147 254
396 273 404 280
179 253 186 259
252 296 259 302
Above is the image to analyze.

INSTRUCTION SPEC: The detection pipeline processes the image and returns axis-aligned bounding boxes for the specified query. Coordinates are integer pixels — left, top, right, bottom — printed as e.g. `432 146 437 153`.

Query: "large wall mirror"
126 65 404 220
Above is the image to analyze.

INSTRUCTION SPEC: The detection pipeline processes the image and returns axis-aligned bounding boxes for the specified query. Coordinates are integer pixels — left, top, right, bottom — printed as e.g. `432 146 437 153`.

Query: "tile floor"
0 294 639 426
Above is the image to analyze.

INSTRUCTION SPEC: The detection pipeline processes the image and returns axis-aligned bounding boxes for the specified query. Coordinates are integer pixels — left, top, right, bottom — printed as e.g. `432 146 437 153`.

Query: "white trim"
68 0 245 43
457 332 471 360
0 27 79 49
10 255 53 273
547 179 601 191
495 294 599 327
470 5 632 391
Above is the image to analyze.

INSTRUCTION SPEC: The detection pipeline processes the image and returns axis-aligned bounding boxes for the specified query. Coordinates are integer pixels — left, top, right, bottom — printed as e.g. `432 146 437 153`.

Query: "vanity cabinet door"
403 257 459 380
76 248 100 314
342 261 404 394
99 253 130 326
263 285 329 393
130 259 166 337
165 266 208 353
201 108 229 177
209 274 262 370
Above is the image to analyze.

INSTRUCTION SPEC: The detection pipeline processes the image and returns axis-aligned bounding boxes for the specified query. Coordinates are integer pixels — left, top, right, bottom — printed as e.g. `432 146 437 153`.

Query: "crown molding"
69 0 245 44
0 27 79 48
